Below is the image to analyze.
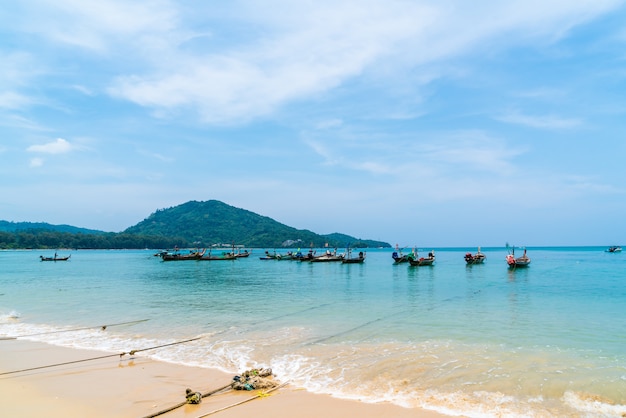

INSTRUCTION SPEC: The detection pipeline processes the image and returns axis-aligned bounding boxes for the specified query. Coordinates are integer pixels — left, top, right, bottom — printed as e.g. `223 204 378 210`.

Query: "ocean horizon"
1 246 625 417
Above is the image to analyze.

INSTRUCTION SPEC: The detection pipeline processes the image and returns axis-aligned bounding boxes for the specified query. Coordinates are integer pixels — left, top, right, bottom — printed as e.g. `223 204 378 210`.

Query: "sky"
1 0 626 247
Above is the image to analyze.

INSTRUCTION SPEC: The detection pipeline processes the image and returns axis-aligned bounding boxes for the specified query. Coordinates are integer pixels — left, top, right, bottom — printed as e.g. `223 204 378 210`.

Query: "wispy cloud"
3 1 622 126
315 119 343 130
0 92 34 110
27 138 73 154
513 88 566 100
102 1 622 124
0 51 43 113
349 161 393 175
303 138 338 165
297 127 526 185
0 114 50 131
0 51 38 88
29 157 44 167
71 85 95 96
565 175 625 194
137 148 174 163
496 111 582 129
2 0 625 243
419 134 526 175
14 0 178 52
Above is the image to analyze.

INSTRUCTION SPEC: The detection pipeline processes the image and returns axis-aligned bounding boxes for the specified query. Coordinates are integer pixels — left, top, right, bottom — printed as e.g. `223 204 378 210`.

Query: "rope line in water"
194 381 289 418
250 302 333 326
306 309 409 345
0 319 150 341
141 382 233 418
0 337 201 376
302 286 487 345
125 337 202 356
210 302 335 338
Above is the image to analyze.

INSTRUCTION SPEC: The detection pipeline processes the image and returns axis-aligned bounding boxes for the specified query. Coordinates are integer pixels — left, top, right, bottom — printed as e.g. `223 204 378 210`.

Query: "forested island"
0 200 390 250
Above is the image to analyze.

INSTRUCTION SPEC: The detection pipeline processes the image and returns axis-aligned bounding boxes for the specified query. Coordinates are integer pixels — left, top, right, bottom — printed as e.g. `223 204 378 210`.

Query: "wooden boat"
161 248 206 261
40 253 71 261
260 250 280 260
259 250 300 260
464 247 486 265
234 249 252 258
277 251 302 260
506 248 530 268
606 246 622 253
199 250 237 260
310 249 344 262
408 250 435 266
342 249 365 264
392 245 416 263
298 249 318 262
289 250 306 261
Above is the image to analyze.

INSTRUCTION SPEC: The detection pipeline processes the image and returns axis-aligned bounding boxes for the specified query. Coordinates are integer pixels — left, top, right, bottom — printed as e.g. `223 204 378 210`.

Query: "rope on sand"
141 382 233 418
143 368 279 417
122 337 202 357
0 319 150 341
193 381 289 418
0 337 201 376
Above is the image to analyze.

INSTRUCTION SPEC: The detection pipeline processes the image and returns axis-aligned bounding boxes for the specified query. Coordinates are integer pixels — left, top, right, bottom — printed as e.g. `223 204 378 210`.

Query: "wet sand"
0 339 452 418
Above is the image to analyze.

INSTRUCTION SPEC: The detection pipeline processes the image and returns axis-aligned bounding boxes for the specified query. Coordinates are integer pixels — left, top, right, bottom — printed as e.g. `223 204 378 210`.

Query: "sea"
1 247 625 417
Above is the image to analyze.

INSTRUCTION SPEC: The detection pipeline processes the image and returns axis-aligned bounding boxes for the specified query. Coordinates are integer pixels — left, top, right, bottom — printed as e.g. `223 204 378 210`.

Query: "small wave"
5 320 626 418
1 310 21 321
563 391 626 417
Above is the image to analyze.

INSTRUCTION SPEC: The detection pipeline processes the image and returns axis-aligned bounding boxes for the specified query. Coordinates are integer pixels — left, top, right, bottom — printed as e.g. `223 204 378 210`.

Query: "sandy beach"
0 339 451 418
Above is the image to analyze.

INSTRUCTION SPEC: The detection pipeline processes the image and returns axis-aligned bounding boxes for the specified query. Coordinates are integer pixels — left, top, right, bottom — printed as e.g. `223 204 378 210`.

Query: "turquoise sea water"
1 247 625 417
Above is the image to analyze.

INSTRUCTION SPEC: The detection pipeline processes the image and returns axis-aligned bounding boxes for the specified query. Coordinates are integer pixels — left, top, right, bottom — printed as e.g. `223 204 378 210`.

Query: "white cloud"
3 0 622 126
103 1 622 124
27 138 73 154
29 157 44 167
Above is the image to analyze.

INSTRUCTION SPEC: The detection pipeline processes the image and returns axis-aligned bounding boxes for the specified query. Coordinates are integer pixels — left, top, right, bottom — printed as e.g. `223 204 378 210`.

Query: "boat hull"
310 256 344 262
198 256 237 261
40 255 71 261
161 254 203 261
506 254 530 268
342 258 365 264
465 253 486 265
408 258 435 266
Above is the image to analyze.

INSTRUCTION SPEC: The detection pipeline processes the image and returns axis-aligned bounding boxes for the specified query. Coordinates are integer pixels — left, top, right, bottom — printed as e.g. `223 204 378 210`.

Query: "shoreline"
0 339 452 418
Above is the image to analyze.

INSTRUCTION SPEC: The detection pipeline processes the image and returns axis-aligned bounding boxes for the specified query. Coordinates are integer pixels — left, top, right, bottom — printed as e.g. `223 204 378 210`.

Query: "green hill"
0 220 105 235
0 200 390 249
124 200 389 248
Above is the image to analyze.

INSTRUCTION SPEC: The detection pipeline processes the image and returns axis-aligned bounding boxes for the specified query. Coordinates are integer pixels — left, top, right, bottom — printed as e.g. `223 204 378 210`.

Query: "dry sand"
0 339 452 418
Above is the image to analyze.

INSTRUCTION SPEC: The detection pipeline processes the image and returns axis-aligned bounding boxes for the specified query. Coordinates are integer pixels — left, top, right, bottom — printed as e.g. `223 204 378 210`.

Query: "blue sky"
1 1 625 247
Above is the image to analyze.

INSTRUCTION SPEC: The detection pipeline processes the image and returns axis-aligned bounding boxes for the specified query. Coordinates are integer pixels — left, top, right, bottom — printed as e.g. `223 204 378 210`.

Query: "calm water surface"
1 247 625 417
